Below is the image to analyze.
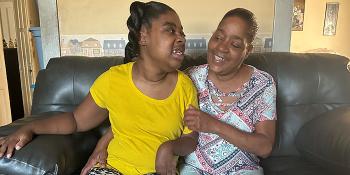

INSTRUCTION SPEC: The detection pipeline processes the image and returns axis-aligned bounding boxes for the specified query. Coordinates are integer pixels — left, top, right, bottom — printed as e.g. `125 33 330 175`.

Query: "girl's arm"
0 93 108 158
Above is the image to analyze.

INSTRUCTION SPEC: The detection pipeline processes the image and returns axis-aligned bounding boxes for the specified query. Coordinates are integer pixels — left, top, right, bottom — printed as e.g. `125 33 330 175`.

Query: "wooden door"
0 27 12 126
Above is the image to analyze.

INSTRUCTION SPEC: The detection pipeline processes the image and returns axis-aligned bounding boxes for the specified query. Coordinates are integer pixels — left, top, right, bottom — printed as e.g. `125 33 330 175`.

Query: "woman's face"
207 16 252 76
141 11 186 71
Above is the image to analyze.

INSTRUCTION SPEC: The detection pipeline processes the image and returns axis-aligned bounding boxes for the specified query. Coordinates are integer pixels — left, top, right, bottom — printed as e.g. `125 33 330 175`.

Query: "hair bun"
130 1 145 20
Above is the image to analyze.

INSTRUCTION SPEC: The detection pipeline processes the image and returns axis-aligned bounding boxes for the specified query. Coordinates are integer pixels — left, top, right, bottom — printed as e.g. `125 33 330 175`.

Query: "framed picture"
292 0 305 31
323 2 339 36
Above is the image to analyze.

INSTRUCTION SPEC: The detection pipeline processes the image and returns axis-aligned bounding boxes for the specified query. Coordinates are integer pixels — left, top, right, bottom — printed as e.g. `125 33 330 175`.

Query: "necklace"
207 79 243 107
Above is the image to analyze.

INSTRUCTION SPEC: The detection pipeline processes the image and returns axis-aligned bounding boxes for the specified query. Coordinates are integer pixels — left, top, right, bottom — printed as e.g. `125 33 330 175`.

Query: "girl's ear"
139 26 148 46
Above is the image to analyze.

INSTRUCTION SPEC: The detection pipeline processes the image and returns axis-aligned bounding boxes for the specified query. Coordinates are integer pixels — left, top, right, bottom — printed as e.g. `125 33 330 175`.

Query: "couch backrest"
245 52 350 157
31 56 124 114
31 53 350 157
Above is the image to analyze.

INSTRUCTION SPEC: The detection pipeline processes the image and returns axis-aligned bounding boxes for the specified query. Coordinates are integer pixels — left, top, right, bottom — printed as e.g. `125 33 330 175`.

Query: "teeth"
172 49 183 55
215 55 224 62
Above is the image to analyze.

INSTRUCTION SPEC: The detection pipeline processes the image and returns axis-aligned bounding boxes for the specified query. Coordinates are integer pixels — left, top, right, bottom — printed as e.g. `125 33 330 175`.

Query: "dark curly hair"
222 8 258 44
124 1 175 63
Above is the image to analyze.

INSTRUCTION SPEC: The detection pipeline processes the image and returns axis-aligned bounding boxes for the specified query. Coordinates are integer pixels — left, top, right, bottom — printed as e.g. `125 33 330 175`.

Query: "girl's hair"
222 8 258 44
124 1 175 63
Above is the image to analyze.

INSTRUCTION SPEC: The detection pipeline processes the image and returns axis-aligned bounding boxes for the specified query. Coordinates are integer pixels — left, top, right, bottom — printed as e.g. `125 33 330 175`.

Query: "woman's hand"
80 148 108 175
184 105 219 133
81 127 113 175
155 141 178 175
0 126 34 158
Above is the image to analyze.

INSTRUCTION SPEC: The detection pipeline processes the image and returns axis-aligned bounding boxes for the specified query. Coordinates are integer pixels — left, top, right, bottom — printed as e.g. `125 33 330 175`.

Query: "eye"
231 41 243 49
166 27 176 34
215 34 223 40
232 44 242 48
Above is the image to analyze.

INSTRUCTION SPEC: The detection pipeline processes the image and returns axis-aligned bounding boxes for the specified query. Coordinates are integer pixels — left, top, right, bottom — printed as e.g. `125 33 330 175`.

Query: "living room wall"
290 0 350 58
57 0 275 57
58 0 274 35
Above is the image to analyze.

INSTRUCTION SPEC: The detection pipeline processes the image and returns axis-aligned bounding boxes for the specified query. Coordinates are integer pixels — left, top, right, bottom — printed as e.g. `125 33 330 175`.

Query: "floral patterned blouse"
184 64 277 174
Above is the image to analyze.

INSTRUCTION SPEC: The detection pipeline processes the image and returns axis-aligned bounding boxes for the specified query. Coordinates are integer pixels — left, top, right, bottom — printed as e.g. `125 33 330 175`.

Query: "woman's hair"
124 1 175 63
222 8 258 44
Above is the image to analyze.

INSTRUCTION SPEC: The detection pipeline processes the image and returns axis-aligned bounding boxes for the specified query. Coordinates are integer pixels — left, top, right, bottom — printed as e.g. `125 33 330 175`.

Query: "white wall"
291 0 350 58
57 0 275 35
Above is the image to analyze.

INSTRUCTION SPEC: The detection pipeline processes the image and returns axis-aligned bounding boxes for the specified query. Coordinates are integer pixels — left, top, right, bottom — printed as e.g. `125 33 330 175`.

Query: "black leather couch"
0 52 350 175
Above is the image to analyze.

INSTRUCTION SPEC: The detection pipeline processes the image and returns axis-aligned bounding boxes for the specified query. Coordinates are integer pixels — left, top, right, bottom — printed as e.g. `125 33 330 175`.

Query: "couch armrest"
0 114 99 175
295 106 350 174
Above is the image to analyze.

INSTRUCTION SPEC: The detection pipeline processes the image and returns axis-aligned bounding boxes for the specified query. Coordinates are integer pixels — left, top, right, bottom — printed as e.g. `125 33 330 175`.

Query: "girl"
0 1 198 175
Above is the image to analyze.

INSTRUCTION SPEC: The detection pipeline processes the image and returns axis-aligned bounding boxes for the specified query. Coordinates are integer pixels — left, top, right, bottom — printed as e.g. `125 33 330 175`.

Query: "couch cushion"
0 134 97 175
295 106 350 174
0 114 99 175
261 156 330 175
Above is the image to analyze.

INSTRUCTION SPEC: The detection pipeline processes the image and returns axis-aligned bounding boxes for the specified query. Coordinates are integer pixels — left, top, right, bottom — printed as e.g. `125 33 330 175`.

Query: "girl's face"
207 16 252 76
141 11 186 72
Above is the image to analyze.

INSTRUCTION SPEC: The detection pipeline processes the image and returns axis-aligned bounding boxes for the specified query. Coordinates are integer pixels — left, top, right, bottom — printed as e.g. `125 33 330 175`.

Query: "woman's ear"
247 44 253 53
244 44 253 59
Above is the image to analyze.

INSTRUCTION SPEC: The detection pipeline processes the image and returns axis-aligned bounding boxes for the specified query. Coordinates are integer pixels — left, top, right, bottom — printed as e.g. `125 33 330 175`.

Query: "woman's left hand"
184 105 219 133
80 147 108 175
155 141 178 175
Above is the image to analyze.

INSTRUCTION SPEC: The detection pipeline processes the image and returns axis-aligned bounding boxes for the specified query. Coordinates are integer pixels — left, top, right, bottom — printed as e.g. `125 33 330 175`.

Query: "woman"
0 1 198 175
83 8 276 175
182 8 276 174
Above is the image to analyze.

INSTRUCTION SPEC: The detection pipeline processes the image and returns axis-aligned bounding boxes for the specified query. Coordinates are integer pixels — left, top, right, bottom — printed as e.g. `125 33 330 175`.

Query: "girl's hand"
184 105 219 133
0 127 34 158
155 141 178 175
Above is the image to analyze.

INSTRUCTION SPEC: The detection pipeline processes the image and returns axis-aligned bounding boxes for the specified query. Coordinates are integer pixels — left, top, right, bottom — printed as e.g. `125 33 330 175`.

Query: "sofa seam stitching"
2 157 46 174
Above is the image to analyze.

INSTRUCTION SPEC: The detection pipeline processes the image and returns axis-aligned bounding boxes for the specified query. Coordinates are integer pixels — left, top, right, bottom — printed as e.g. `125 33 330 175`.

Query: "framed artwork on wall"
292 0 305 31
323 2 339 36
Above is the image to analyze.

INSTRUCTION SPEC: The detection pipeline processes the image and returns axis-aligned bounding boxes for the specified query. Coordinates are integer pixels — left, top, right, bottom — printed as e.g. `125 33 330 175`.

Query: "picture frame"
292 0 305 31
323 2 339 36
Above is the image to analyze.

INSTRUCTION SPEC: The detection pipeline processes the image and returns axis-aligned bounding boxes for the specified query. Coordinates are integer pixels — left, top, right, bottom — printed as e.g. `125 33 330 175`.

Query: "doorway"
0 0 39 118
0 0 24 120
0 24 11 126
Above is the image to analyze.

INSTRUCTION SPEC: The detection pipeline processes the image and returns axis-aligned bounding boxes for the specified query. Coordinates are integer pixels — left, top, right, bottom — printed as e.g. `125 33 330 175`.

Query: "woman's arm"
0 93 108 158
158 131 198 156
155 105 199 174
155 131 198 175
212 119 275 158
184 106 275 158
81 127 113 175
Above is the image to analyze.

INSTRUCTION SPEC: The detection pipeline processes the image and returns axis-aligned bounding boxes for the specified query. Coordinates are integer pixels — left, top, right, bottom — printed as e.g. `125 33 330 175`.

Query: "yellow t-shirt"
90 62 198 174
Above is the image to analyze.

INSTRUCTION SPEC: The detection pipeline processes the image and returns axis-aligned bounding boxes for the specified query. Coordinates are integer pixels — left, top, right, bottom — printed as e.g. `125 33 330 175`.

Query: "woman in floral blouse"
181 8 276 175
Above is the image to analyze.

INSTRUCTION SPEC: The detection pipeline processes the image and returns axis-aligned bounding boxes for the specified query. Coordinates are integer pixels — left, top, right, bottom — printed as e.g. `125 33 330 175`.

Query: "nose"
217 40 229 53
176 33 186 43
